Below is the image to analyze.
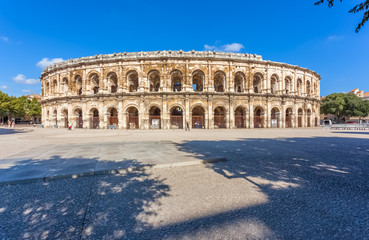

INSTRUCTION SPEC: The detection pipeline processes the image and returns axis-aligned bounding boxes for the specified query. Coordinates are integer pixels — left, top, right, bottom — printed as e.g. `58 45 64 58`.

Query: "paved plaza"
0 127 369 239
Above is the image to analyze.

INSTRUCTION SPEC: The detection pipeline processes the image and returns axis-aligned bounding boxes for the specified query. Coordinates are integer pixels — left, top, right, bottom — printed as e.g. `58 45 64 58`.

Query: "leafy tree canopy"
321 92 369 119
0 91 41 119
315 0 369 32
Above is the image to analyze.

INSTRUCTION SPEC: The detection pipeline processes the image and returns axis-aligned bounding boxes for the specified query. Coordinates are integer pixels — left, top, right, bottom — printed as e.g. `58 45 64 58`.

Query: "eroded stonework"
40 50 321 129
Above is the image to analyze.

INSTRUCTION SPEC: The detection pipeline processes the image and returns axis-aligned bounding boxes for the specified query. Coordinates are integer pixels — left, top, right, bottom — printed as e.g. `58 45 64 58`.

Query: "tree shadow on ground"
0 157 170 239
0 128 31 135
1 136 369 239
144 136 369 239
331 131 369 135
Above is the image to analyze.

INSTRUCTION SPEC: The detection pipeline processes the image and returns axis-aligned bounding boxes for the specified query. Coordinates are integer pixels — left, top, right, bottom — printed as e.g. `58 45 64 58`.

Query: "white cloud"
13 74 39 85
0 36 9 42
36 58 65 69
0 85 8 89
22 89 34 93
203 43 245 52
327 35 344 41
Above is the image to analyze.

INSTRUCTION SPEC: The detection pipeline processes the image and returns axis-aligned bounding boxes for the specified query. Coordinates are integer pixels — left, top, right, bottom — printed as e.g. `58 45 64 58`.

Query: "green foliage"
0 91 41 119
315 0 369 32
321 93 369 119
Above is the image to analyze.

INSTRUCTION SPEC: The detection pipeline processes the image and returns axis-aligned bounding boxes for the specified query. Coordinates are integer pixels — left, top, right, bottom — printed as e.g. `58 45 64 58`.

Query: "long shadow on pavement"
144 136 369 239
0 158 170 239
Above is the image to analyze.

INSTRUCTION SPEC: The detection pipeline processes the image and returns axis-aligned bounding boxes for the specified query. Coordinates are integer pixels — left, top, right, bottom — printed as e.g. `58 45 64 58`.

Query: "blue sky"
0 0 368 97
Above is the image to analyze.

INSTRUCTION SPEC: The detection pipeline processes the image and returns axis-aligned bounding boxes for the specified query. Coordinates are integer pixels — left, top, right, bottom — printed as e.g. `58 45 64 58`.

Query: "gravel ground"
0 128 369 239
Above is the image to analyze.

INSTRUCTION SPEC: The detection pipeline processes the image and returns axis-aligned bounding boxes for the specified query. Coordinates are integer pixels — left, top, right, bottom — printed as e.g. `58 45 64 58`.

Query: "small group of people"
7 121 15 128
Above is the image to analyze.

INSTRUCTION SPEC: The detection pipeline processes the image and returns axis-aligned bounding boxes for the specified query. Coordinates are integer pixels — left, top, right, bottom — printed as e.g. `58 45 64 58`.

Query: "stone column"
99 101 105 129
207 96 213 129
185 95 190 129
229 96 234 129
118 100 123 129
162 95 168 129
249 97 254 128
267 100 271 128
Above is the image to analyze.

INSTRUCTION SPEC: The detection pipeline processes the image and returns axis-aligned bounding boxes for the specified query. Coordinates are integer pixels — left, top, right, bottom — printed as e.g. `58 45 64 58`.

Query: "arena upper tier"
40 50 321 129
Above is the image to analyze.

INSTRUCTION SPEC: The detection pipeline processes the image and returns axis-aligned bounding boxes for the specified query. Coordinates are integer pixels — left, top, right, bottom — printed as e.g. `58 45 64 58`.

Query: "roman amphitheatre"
40 50 321 129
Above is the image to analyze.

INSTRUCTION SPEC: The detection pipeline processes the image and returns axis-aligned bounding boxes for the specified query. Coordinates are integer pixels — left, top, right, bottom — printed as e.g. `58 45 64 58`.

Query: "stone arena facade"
40 51 321 130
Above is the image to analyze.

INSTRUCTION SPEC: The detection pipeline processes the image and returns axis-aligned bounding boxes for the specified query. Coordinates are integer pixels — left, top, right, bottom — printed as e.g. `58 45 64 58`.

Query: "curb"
0 157 227 186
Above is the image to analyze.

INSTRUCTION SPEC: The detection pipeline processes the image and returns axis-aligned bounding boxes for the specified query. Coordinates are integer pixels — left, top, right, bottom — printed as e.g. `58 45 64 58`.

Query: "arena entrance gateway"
127 107 139 129
170 107 183 129
149 106 161 129
192 106 205 128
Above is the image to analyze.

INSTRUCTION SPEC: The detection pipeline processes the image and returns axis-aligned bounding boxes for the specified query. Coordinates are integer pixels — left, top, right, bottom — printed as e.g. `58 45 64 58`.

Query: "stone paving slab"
0 141 225 185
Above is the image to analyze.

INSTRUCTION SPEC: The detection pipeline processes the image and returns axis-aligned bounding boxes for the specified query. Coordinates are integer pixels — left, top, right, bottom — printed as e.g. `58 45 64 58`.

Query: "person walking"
8 121 11 128
11 121 15 128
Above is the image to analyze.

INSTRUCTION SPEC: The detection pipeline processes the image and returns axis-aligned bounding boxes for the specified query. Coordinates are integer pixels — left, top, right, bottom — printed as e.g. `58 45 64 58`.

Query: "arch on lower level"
234 106 246 128
127 106 139 129
170 106 183 129
271 107 280 128
254 106 265 128
149 106 161 129
214 106 226 128
192 106 205 129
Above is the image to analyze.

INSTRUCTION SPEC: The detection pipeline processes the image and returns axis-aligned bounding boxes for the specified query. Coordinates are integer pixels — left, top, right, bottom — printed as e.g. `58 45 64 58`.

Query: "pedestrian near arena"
8 121 11 128
11 121 15 128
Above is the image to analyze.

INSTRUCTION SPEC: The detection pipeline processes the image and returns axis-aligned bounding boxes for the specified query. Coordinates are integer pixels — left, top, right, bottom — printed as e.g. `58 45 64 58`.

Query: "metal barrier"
330 124 369 130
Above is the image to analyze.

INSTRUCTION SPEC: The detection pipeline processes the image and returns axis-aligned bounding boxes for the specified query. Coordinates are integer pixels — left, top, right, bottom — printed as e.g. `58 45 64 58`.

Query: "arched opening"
53 79 57 94
307 109 312 127
297 79 302 95
214 71 225 92
62 109 68 128
89 73 99 94
253 73 263 93
286 108 293 128
127 71 139 92
75 108 83 128
235 107 246 128
170 106 183 129
127 107 139 129
148 70 160 92
108 108 118 126
214 107 226 128
74 75 82 95
91 109 99 129
171 70 182 92
234 72 245 93
149 106 161 129
271 74 278 94
271 107 280 128
108 72 118 93
46 82 50 96
192 106 205 128
306 81 311 96
254 107 264 128
62 77 69 94
285 77 292 94
298 108 303 127
192 70 204 92
53 109 58 126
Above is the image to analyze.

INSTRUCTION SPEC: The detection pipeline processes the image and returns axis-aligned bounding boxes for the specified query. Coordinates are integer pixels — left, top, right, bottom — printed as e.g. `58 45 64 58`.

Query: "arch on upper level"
171 69 183 92
192 69 205 92
253 72 263 93
148 70 160 92
234 71 245 93
214 70 226 92
127 70 139 92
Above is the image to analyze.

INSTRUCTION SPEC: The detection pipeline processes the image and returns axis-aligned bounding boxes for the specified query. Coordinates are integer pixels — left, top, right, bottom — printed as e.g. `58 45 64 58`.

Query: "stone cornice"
41 92 320 104
40 50 320 79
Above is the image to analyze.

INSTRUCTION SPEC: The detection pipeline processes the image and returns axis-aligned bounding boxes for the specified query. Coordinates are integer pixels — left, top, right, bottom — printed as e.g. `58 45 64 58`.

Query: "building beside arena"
40 50 321 129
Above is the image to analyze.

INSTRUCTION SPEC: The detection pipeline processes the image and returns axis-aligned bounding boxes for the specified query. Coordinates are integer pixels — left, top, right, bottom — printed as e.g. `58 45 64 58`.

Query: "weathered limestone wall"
40 51 321 129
